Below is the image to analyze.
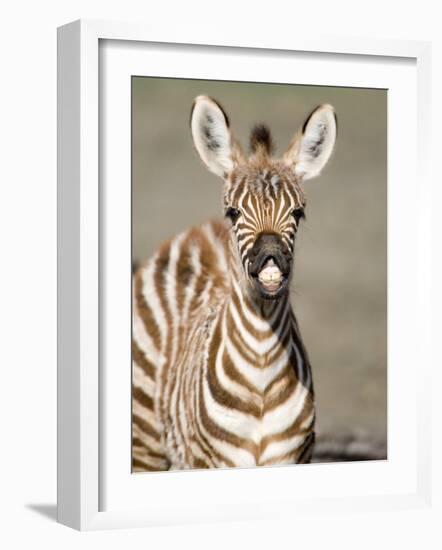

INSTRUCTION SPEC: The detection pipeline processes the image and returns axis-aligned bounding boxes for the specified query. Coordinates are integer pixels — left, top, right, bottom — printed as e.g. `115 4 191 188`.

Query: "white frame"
57 19 432 531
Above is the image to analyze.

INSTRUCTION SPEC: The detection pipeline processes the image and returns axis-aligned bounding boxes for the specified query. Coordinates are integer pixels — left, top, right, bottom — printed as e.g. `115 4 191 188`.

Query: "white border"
57 19 432 530
101 40 416 510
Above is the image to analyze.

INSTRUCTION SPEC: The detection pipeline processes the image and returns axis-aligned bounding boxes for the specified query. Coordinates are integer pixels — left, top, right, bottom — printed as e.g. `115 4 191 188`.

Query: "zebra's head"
190 96 337 301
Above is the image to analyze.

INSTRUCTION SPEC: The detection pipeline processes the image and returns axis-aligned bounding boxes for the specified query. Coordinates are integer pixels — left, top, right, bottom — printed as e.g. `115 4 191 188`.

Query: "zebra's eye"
225 207 241 222
291 208 305 223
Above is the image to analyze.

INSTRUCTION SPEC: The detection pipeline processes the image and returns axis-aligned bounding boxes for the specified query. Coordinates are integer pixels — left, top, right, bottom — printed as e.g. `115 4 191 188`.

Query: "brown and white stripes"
132 96 337 471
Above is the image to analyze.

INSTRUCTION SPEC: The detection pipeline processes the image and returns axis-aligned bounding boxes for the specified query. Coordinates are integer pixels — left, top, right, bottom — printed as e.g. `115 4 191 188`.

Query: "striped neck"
230 277 288 326
221 242 294 377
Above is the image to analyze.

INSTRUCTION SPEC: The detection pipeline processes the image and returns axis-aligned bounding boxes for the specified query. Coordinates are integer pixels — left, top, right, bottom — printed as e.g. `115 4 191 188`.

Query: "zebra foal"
132 96 337 471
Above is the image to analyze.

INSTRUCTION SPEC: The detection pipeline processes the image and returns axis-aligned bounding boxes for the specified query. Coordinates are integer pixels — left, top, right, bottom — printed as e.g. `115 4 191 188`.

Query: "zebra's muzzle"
249 234 291 299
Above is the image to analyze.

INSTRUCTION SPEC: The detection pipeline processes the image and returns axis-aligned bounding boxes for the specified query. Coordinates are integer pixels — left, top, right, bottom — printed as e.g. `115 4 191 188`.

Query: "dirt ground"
132 77 387 460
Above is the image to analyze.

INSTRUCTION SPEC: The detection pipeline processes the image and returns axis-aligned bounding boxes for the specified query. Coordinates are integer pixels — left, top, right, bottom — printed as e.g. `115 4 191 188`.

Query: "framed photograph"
57 19 432 530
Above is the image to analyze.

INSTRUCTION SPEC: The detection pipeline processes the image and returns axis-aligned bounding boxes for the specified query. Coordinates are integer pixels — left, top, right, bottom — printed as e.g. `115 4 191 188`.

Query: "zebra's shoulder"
174 219 230 287
135 219 230 295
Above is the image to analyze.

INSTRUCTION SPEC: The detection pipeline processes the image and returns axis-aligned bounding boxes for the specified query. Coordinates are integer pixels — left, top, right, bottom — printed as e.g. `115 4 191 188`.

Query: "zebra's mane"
249 124 274 156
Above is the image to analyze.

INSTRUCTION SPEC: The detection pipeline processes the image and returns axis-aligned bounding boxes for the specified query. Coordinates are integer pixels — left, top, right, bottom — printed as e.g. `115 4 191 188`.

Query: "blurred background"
132 77 387 462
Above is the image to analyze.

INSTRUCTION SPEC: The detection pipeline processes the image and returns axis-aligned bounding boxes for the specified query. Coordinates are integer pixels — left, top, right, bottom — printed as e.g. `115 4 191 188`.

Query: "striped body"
132 220 314 471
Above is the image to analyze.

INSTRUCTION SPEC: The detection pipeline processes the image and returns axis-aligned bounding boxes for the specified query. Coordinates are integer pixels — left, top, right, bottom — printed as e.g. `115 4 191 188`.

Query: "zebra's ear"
190 96 237 178
284 104 337 181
